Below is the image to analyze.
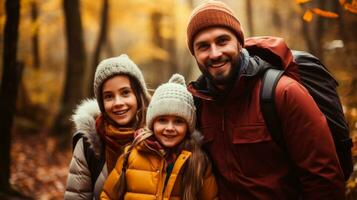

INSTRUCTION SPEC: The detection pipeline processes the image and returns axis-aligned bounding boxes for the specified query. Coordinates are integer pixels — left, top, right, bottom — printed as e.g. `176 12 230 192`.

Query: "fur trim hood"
71 98 102 156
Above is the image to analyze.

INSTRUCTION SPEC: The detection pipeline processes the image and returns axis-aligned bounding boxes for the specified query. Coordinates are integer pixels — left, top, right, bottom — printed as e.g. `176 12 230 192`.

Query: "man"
186 1 345 199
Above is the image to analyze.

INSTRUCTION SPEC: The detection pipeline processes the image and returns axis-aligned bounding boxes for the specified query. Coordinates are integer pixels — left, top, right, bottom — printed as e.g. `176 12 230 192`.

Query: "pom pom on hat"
168 73 186 85
146 73 196 133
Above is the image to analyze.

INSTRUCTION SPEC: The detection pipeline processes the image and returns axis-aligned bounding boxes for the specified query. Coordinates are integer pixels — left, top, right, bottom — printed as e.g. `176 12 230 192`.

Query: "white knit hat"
94 54 150 112
146 74 196 133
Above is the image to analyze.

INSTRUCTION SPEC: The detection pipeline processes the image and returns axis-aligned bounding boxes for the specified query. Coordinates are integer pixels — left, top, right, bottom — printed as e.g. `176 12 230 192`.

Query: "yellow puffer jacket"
101 141 218 200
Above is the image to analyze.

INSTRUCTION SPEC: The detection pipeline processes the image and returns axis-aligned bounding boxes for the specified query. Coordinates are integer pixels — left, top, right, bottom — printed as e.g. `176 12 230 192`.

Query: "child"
64 54 151 200
101 74 218 200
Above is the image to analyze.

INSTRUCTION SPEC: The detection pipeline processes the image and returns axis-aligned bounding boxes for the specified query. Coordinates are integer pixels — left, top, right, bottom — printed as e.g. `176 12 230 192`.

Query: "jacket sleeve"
64 138 93 200
100 154 124 200
199 163 218 200
275 76 345 200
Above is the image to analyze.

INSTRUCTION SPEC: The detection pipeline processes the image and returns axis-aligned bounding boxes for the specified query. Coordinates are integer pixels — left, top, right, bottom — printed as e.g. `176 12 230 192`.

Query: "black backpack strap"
193 96 202 128
72 132 105 189
260 69 285 148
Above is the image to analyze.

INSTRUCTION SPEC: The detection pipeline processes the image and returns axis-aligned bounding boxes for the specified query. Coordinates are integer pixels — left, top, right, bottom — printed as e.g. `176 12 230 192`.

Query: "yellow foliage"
128 41 169 63
303 10 313 22
347 179 357 189
339 0 357 14
295 0 311 4
311 8 338 18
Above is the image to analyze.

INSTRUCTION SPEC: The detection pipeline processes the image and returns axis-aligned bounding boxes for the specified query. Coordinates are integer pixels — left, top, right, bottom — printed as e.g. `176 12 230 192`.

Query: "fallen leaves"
10 132 71 199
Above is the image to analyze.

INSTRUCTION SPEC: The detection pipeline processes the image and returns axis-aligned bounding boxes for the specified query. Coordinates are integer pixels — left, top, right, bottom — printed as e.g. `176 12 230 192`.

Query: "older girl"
101 74 217 200
64 54 151 199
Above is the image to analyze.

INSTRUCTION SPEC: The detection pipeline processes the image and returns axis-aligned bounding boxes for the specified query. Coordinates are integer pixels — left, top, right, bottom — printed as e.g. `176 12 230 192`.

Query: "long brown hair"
127 75 150 129
179 130 209 200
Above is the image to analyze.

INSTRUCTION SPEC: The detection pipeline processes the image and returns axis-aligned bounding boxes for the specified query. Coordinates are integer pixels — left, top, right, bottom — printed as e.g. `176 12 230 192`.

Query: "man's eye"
217 38 228 45
197 43 209 51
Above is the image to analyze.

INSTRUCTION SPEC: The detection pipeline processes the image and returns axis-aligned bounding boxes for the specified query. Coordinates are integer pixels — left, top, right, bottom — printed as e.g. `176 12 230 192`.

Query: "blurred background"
0 0 356 199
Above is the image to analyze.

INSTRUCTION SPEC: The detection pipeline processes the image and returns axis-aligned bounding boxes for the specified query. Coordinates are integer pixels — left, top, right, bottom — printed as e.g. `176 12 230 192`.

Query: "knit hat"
187 0 244 54
94 54 150 113
146 74 196 133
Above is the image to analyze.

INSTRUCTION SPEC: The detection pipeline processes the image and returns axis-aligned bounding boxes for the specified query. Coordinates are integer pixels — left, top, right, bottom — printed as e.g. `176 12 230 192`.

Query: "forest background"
0 0 357 199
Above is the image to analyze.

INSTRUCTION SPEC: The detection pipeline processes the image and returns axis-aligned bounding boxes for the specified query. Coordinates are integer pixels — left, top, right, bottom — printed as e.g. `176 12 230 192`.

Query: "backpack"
72 132 105 188
245 36 353 180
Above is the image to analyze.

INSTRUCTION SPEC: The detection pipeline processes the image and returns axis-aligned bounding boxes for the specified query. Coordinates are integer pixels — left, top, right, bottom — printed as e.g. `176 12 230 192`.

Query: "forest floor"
9 131 71 200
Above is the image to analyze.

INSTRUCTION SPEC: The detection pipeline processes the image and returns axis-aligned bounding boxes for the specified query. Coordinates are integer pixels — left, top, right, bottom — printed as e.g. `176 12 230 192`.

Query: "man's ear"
238 42 243 51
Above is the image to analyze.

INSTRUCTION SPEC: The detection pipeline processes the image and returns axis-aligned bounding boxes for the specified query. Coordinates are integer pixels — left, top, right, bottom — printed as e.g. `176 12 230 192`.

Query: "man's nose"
209 45 222 59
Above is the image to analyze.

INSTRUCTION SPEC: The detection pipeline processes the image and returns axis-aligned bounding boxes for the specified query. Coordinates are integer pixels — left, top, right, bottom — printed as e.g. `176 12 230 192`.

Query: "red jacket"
188 56 345 200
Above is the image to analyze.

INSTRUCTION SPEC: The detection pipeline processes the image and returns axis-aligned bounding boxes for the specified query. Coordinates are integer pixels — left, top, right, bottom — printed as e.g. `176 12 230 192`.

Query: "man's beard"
198 55 240 87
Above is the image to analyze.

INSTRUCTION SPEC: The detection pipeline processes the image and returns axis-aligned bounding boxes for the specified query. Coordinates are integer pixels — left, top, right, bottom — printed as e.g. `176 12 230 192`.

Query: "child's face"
153 115 188 148
102 75 138 126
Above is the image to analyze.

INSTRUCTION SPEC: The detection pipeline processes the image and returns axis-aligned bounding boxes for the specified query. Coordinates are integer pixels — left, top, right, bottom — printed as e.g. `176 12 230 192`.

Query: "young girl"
100 74 218 200
64 54 151 200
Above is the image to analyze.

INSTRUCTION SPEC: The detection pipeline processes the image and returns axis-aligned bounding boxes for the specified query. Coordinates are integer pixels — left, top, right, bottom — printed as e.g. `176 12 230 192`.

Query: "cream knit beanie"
94 54 150 113
146 74 196 133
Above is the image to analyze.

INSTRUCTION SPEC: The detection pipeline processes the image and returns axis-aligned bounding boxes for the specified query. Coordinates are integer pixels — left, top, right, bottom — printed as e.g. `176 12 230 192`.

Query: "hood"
71 98 102 156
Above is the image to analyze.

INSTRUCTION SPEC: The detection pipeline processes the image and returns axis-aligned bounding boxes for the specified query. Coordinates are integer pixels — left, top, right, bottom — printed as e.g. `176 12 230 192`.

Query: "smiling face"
102 75 138 127
193 27 242 90
153 115 188 148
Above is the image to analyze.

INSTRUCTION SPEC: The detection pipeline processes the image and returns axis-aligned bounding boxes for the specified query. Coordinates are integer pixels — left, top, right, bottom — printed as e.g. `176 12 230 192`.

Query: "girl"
101 74 218 200
64 54 151 199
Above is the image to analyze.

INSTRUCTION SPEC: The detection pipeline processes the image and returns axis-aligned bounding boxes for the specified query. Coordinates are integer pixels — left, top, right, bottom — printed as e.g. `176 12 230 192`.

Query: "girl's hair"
127 75 150 129
178 131 209 200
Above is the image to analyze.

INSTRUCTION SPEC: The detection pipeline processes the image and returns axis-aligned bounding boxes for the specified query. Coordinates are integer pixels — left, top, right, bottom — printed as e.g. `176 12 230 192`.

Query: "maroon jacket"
188 55 345 200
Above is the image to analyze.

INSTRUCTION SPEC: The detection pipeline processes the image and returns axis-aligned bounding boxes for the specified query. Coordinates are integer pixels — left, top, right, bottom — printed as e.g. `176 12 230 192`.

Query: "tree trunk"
245 0 254 36
300 3 315 55
89 0 109 97
31 0 40 68
151 12 163 47
312 0 324 61
0 0 22 192
271 0 282 32
166 13 178 75
51 0 86 138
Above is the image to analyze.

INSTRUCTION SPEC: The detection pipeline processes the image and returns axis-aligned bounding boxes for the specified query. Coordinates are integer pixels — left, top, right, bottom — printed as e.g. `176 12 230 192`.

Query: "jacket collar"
188 49 268 100
71 98 102 156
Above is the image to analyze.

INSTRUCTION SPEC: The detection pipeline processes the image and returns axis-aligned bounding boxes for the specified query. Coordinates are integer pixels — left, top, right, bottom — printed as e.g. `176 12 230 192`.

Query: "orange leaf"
339 0 346 5
345 3 357 14
295 0 311 4
311 8 339 18
303 10 313 22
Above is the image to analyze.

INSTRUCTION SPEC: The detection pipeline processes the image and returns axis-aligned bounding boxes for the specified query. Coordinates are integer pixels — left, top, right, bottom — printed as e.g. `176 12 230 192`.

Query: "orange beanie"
187 0 244 55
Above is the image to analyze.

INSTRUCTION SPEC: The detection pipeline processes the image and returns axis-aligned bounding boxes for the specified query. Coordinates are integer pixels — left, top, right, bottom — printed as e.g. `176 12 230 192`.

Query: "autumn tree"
89 0 110 97
0 0 22 194
31 0 40 69
245 0 254 36
51 0 86 138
